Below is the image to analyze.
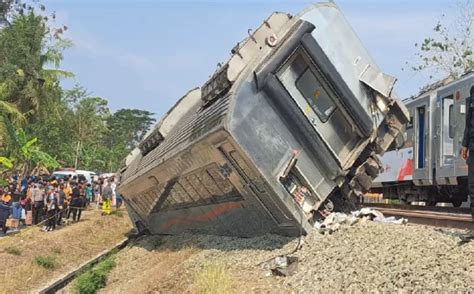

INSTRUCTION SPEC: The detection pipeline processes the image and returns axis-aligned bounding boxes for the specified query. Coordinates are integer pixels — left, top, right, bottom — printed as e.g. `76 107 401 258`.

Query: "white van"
52 169 97 184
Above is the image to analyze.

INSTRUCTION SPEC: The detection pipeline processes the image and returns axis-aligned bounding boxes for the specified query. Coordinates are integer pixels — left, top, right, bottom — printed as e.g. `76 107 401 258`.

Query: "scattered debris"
270 256 299 277
459 232 474 244
314 208 406 234
435 228 474 245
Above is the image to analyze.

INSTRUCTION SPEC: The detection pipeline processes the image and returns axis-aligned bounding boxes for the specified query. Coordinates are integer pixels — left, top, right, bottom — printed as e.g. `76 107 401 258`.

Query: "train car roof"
405 70 474 102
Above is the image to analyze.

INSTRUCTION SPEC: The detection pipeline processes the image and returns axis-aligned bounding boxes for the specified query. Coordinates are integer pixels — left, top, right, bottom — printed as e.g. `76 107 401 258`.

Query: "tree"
0 1 154 176
103 109 155 171
3 128 59 177
0 11 72 118
0 100 25 148
408 0 473 79
107 109 155 150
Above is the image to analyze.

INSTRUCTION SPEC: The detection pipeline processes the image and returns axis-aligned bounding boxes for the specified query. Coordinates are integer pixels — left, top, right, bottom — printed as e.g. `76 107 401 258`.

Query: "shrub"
194 263 233 294
34 256 56 269
5 246 21 256
74 256 116 294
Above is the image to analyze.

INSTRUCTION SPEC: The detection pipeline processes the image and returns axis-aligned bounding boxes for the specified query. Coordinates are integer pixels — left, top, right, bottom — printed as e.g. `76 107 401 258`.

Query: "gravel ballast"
101 222 473 293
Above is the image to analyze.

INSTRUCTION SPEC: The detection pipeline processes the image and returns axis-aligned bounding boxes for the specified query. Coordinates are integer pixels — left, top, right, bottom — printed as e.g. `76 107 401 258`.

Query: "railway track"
360 203 473 230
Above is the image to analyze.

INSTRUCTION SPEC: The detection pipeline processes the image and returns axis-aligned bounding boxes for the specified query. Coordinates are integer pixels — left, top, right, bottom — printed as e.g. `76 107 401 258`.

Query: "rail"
360 203 473 230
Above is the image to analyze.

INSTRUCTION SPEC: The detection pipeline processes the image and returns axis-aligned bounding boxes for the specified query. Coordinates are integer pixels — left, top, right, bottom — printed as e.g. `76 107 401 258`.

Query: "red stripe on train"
160 202 242 231
397 159 413 181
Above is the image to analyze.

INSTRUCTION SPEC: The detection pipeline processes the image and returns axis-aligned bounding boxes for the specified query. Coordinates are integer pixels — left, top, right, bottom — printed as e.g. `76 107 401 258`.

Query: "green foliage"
0 156 13 169
407 1 474 79
0 1 154 176
74 255 116 294
34 255 56 269
33 85 155 172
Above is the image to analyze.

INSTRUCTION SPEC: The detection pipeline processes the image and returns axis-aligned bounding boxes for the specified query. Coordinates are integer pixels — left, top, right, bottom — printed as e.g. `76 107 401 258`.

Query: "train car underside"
372 180 468 207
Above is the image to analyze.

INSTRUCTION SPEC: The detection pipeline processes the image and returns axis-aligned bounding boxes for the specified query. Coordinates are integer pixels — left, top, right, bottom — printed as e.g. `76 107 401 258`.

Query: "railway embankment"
91 222 473 293
2 209 472 293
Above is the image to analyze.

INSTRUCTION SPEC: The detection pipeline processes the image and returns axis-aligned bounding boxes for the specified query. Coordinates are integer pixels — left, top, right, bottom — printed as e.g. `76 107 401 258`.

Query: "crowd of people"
0 174 123 235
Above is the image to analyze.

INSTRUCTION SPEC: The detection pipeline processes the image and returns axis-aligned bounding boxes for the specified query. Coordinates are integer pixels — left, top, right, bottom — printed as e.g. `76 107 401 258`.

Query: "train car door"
412 94 433 185
436 91 456 185
417 106 426 168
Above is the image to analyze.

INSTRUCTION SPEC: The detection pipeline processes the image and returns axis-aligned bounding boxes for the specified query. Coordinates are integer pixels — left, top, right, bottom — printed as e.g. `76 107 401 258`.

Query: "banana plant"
3 127 59 177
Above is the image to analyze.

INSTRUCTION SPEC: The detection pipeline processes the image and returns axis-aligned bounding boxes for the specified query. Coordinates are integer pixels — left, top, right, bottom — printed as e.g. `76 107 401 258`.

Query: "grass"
5 246 21 256
194 263 233 294
0 210 132 293
94 219 105 227
34 255 56 269
73 255 117 294
52 247 62 255
111 210 124 218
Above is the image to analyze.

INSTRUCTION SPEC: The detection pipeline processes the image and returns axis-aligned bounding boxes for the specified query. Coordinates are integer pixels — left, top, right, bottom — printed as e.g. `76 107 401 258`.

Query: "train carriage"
373 71 474 206
118 2 409 237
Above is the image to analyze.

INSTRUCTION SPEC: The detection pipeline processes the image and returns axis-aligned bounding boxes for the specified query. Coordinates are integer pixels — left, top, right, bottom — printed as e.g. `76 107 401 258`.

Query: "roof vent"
138 129 164 156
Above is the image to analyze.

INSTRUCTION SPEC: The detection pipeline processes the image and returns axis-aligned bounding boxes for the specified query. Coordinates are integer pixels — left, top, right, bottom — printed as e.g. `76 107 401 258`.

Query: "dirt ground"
2 210 472 293
0 208 132 293
98 222 473 293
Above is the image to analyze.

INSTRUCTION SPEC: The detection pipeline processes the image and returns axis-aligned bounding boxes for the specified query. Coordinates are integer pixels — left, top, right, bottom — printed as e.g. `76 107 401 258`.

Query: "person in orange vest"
1 187 11 204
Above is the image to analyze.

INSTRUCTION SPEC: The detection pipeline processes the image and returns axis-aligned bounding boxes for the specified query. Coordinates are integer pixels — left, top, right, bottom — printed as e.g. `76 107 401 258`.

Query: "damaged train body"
117 2 409 237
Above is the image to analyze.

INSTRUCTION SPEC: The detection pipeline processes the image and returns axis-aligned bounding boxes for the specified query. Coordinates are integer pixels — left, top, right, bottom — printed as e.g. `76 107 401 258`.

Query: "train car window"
416 106 426 169
295 68 336 123
441 96 454 165
448 104 454 139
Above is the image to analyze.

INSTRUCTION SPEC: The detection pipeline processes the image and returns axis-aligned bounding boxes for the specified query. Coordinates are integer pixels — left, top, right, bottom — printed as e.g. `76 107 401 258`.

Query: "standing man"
460 86 474 221
10 187 22 220
102 181 113 215
68 182 81 221
31 183 45 225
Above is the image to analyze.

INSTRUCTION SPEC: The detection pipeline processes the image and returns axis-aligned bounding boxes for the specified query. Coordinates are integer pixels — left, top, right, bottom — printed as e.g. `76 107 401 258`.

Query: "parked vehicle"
52 169 97 184
373 71 474 207
117 2 408 237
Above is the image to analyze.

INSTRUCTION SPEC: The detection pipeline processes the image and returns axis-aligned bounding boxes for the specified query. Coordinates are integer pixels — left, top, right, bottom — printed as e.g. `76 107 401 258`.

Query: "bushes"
73 255 116 294
34 256 56 269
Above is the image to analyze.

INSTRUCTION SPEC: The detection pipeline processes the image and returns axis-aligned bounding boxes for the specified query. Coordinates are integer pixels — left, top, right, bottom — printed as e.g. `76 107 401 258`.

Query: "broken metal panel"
299 3 407 132
359 64 397 98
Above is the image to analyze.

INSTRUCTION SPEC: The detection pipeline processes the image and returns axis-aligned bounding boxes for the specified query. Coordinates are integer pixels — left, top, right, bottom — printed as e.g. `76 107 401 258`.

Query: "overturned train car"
117 3 409 237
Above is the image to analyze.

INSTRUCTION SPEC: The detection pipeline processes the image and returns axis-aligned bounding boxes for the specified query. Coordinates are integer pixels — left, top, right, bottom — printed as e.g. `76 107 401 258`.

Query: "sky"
43 0 458 119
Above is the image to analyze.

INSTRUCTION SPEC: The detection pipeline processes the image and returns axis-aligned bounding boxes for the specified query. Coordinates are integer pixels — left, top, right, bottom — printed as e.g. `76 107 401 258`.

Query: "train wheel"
399 198 410 205
451 200 463 207
426 200 437 206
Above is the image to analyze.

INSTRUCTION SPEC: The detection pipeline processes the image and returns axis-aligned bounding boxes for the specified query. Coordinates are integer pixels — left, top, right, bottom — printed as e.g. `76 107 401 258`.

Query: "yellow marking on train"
313 89 321 99
304 104 312 114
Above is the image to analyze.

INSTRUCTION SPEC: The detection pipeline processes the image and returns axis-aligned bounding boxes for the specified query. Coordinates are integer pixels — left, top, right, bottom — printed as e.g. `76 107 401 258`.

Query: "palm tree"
0 100 25 148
